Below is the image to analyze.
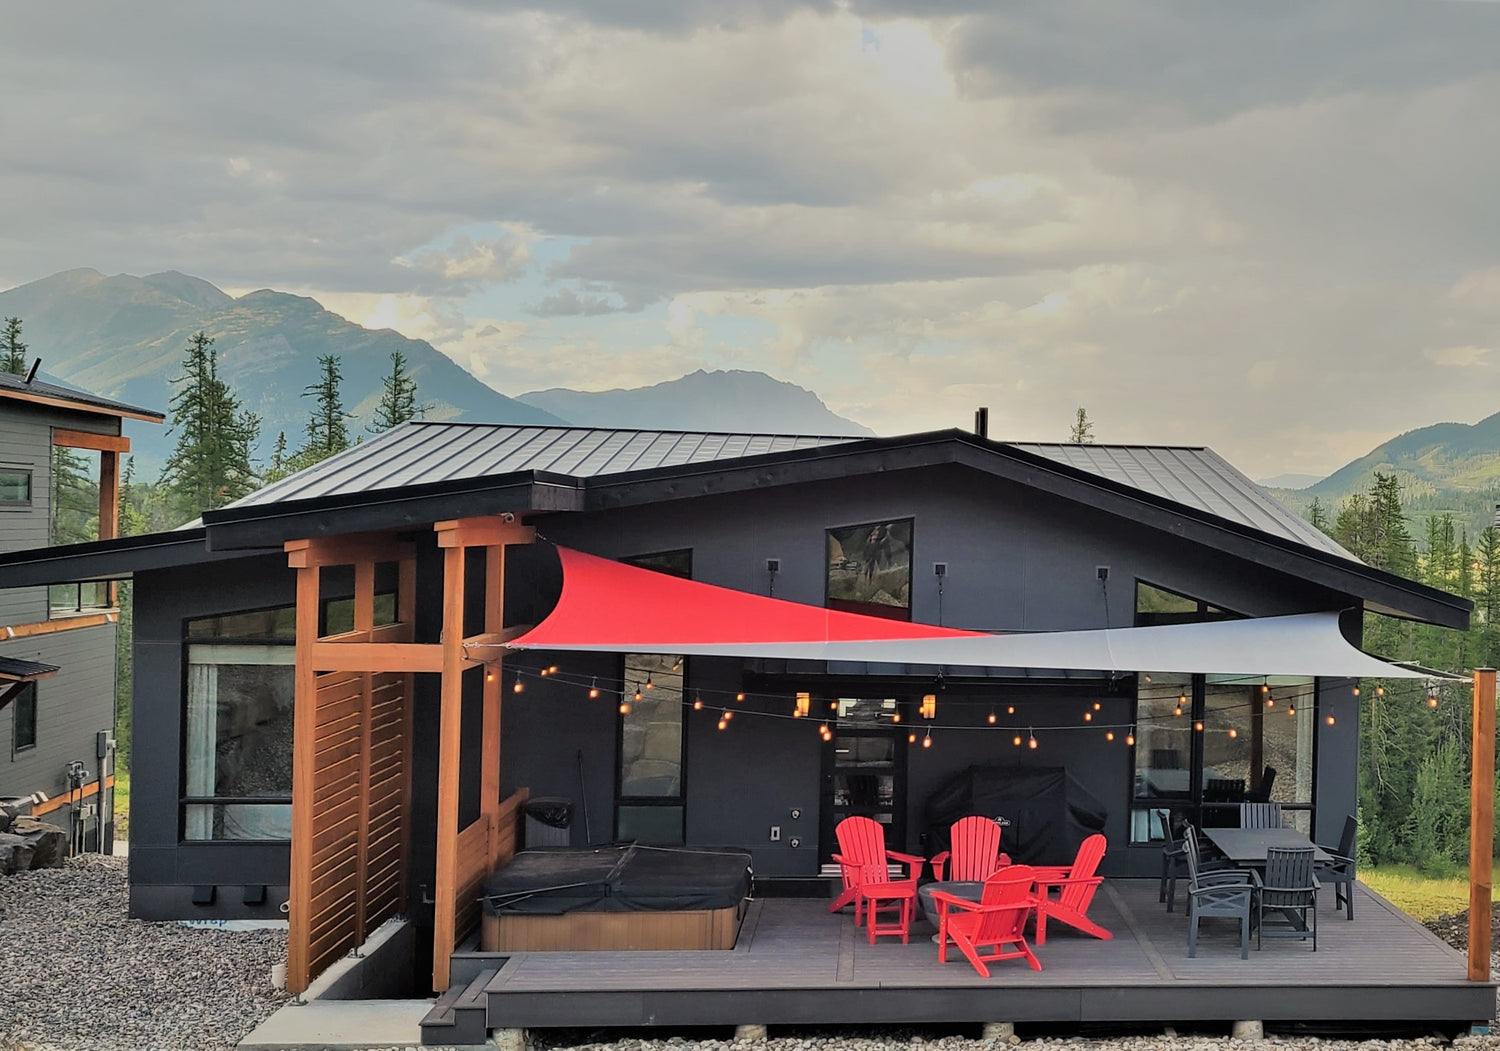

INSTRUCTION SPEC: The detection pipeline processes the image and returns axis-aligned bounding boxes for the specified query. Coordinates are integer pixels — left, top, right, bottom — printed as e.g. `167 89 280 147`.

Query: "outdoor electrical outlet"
933 562 947 577
766 558 780 573
770 825 781 841
1096 566 1110 581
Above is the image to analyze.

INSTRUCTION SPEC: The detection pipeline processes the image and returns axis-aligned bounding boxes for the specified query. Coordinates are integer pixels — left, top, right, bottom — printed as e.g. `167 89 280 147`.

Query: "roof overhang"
0 656 60 683
0 384 164 423
0 528 276 587
505 547 1452 680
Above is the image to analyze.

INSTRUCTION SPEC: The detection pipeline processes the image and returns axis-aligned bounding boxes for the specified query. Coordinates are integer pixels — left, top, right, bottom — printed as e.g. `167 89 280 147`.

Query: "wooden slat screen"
293 665 411 991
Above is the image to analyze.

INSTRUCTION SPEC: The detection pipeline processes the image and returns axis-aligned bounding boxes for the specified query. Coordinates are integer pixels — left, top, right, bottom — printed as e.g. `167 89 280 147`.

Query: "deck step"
420 967 496 1047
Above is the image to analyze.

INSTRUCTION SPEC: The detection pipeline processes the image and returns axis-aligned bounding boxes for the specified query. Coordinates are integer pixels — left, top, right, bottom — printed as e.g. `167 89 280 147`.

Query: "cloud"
3 1 1500 479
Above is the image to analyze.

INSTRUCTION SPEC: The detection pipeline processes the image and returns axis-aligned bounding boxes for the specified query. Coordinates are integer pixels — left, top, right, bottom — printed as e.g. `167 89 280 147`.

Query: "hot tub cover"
481 844 753 916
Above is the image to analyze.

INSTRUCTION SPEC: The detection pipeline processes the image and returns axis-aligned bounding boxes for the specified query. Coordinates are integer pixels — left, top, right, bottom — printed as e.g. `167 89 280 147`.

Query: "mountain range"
0 269 871 471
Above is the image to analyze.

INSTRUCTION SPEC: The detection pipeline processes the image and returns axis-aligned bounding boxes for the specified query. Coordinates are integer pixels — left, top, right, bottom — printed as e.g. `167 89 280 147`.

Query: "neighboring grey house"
0 369 162 846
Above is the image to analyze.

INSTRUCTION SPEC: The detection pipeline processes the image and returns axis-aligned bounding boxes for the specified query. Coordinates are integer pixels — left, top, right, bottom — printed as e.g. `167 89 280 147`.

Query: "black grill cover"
923 765 1108 867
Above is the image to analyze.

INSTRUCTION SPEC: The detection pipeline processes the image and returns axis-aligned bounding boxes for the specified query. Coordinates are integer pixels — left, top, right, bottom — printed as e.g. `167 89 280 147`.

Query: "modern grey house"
0 369 162 847
0 421 1477 1027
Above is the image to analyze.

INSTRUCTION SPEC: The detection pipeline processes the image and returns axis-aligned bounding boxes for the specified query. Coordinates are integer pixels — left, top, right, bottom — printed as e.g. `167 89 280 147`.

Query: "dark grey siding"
128 555 295 920
0 623 116 800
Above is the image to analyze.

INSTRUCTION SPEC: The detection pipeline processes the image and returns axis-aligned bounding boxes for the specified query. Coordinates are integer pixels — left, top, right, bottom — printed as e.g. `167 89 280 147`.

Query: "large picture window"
826 519 913 621
617 652 685 843
182 607 295 841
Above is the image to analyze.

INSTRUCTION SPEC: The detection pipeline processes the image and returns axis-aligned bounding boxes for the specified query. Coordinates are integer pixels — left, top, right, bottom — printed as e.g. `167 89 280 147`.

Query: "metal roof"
0 370 164 422
1010 443 1355 561
0 656 60 682
227 423 860 509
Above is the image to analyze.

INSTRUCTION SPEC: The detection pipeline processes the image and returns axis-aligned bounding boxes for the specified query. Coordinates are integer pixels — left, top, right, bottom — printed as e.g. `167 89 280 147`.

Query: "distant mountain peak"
519 368 874 436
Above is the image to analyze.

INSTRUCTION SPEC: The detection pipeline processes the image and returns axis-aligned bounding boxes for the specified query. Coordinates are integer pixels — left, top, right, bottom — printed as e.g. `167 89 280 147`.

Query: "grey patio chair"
1239 802 1283 829
1257 845 1317 950
1184 825 1258 960
1156 810 1189 912
1315 814 1357 920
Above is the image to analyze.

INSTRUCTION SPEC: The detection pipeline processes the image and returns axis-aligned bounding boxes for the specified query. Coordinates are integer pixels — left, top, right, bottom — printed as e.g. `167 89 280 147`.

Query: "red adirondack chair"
827 815 924 924
930 815 1011 882
1030 832 1112 945
931 865 1041 977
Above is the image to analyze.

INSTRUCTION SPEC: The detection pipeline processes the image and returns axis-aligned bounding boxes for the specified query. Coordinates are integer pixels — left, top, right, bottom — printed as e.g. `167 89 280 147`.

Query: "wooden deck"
430 880 1495 1040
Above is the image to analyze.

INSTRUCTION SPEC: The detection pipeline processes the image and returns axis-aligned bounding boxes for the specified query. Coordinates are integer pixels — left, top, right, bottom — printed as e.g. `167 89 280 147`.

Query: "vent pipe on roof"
24 359 40 385
974 406 989 438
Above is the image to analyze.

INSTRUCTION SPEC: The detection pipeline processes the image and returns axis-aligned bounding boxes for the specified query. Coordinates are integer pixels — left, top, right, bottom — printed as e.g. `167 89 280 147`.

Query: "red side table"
861 881 917 944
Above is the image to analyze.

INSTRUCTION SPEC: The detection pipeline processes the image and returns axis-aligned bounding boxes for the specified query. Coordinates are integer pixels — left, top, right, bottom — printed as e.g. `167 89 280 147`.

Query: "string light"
1352 686 1361 697
485 667 496 684
1105 730 1115 741
588 678 600 699
1261 682 1270 695
1287 703 1297 715
620 699 632 714
1084 711 1093 722
1428 694 1439 708
645 676 654 690
548 665 558 675
1013 734 1022 747
1028 731 1038 750
717 716 728 731
723 710 733 721
1265 697 1275 708
1093 702 1102 711
634 686 644 703
1228 728 1238 739
1178 691 1187 707
693 696 704 711
736 692 745 702
1194 721 1204 732
922 729 933 749
539 667 549 677
1007 705 1015 715
1325 714 1336 726
987 710 997 724
1126 731 1136 747
512 671 524 694
1173 704 1183 717
1375 686 1385 697
910 732 919 744
892 712 901 723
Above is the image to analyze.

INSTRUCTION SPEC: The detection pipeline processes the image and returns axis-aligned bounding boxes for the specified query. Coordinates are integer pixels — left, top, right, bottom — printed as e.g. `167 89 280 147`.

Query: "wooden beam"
433 517 535 550
398 558 416 626
31 774 115 815
288 564 321 995
1470 667 1496 982
52 428 130 453
285 534 415 570
0 681 30 713
353 558 375 943
306 641 448 674
432 541 467 992
3 612 116 639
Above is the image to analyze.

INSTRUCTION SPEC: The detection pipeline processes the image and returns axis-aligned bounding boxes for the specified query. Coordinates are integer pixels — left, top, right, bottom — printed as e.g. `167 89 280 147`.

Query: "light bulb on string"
634 686 644 703
485 667 496 684
1178 691 1187 707
619 699 631 715
1084 711 1093 722
1194 721 1204 732
1265 697 1275 708
1325 714 1336 726
1428 694 1439 708
717 717 728 731
909 732 918 744
1287 703 1297 715
819 722 830 735
1012 734 1022 747
987 710 997 725
1228 727 1238 739
538 667 548 678
1007 705 1015 715
548 665 558 675
1352 685 1360 697
1126 731 1136 747
672 658 683 672
1375 685 1385 697
892 712 901 723
588 678 600 699
693 696 704 711
736 692 745 702
645 676 654 690
922 729 932 749
1261 682 1270 696
1173 705 1183 717
723 710 733 721
1105 730 1115 742
512 671 524 694
1093 702 1102 711
1027 731 1038 750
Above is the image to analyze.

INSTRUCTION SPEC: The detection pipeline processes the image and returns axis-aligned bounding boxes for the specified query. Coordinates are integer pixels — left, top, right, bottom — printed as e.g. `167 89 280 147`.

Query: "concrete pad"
238 998 474 1050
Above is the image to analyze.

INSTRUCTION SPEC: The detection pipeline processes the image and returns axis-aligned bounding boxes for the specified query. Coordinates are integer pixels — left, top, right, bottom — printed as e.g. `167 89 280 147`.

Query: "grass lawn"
113 767 129 839
1362 864 1469 922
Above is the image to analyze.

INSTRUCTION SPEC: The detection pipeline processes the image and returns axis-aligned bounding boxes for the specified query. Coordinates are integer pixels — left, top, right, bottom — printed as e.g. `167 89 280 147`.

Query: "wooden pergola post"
1470 667 1495 982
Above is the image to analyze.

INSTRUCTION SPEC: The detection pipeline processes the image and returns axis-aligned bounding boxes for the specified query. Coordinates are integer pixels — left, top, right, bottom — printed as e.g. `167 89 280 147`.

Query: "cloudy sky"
4 1 1500 478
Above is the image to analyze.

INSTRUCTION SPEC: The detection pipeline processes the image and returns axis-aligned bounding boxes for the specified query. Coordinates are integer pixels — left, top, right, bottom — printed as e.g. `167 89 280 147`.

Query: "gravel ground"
0 854 289 1051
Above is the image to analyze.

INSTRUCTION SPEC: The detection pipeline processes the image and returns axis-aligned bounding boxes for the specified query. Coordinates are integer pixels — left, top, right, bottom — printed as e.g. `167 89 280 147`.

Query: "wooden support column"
432 541 467 992
287 563 321 995
353 560 376 944
483 544 505 858
97 449 119 541
1469 668 1495 983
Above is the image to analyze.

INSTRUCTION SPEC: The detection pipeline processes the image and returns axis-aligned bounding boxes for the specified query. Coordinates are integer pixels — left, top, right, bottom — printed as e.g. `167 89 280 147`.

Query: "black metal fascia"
0 529 257 587
201 474 586 550
580 429 1472 631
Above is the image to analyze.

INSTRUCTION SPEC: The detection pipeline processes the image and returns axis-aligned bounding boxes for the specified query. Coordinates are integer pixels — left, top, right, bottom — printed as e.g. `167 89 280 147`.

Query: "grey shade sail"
515 611 1440 680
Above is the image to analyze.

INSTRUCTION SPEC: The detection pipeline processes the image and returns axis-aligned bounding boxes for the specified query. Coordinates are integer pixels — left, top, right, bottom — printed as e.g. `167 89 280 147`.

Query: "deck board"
459 880 1496 1031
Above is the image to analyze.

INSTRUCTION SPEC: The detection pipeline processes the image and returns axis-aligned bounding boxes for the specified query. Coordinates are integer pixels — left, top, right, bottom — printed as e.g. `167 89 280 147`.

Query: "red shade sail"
508 546 985 652
504 547 1442 679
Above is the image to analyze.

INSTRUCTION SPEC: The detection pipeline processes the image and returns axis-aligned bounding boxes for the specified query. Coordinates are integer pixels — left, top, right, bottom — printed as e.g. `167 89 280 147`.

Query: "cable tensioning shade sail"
505 546 1446 680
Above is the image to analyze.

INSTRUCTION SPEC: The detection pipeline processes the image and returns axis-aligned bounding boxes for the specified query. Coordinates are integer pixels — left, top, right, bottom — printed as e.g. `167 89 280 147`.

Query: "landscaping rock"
0 832 35 874
10 817 66 868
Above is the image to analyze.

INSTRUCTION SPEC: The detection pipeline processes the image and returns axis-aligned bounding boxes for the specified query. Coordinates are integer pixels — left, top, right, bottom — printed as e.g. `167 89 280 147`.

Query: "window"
48 581 113 616
827 519 913 621
0 467 31 508
624 549 692 579
12 683 36 753
181 606 295 841
1135 581 1234 626
617 652 685 843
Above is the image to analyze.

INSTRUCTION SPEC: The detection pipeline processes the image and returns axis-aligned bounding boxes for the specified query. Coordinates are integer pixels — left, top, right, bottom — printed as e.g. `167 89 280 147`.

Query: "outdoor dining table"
1201 827 1332 865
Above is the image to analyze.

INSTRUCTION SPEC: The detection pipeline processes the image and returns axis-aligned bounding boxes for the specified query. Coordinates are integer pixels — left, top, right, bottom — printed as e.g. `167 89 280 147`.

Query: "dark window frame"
11 682 37 754
178 604 297 843
825 517 915 622
0 466 33 509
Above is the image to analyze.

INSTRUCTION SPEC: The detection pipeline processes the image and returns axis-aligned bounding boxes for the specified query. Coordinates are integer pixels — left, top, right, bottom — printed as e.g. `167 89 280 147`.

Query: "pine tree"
2 317 27 375
295 355 352 467
1306 497 1329 534
161 332 260 519
1068 407 1095 444
368 350 427 433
